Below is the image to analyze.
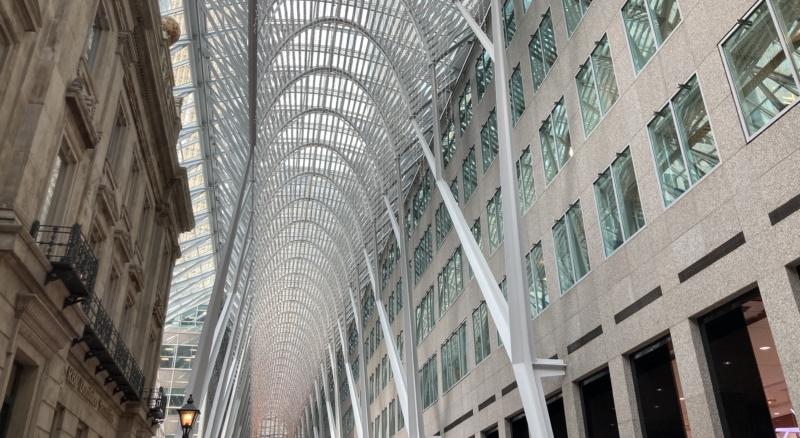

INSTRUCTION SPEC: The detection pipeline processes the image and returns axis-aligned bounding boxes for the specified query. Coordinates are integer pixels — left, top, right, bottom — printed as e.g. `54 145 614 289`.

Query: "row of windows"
370 399 398 438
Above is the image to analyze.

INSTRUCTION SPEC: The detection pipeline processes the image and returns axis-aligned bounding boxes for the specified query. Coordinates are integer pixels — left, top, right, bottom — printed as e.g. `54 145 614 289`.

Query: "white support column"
347 288 372 437
382 157 427 438
363 248 410 425
327 344 343 438
321 363 339 438
311 393 321 438
306 405 313 438
315 379 326 438
219 330 253 438
337 320 366 438
451 0 494 60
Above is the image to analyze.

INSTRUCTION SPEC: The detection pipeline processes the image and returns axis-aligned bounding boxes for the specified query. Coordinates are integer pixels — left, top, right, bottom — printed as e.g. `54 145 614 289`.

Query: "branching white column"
327 344 342 438
337 320 365 438
315 379 325 438
348 288 372 437
321 363 338 438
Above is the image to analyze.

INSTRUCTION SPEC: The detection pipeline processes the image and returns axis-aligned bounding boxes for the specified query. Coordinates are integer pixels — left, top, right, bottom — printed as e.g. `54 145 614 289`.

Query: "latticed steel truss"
185 0 498 434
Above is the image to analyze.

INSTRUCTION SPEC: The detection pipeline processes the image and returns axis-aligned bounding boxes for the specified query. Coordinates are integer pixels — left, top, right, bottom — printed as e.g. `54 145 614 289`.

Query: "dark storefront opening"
547 392 568 438
581 368 620 438
509 413 528 438
700 289 797 437
482 426 499 438
631 336 690 437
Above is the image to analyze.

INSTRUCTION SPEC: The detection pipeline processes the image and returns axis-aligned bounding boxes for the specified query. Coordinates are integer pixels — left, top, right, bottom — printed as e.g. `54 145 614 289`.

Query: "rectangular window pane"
438 249 463 316
414 226 432 284
469 219 481 279
487 189 504 253
622 0 657 73
472 302 491 364
553 218 575 293
648 0 681 45
476 50 494 102
576 62 602 135
529 30 546 91
481 110 499 172
516 147 536 212
648 74 718 206
631 337 690 437
722 3 799 136
563 0 592 36
459 82 473 135
552 98 572 171
539 119 559 184
612 148 645 240
526 243 549 315
441 323 468 392
591 36 619 114
566 202 590 280
510 65 525 124
421 355 438 408
462 148 478 203
581 369 620 437
415 288 435 344
503 0 516 47
442 121 456 168
594 170 624 256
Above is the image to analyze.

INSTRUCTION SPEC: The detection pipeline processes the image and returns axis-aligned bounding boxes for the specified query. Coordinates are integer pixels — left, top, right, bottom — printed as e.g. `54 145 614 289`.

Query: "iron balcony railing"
75 292 145 401
30 222 98 307
145 387 167 425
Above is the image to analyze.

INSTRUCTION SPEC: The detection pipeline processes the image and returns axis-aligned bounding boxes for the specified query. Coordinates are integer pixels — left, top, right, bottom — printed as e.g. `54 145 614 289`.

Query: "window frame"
509 63 526 125
540 97 572 186
620 0 683 76
529 8 558 94
574 34 620 138
717 0 800 142
592 146 646 258
645 73 720 210
551 199 591 295
526 240 550 317
440 321 470 394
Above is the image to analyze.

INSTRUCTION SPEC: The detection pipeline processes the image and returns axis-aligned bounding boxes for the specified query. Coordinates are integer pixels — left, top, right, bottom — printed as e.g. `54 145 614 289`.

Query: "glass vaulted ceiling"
174 0 489 433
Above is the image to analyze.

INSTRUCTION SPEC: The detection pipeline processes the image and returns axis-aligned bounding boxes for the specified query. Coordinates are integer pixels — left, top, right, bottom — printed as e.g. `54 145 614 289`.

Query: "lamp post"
177 394 201 438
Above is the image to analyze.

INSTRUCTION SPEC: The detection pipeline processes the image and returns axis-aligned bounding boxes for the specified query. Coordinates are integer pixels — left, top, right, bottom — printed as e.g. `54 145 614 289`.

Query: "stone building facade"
0 0 193 437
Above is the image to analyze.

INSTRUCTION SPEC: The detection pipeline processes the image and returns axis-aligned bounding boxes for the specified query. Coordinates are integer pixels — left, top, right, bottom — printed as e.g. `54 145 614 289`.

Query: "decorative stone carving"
162 16 180 46
65 68 101 148
96 185 119 224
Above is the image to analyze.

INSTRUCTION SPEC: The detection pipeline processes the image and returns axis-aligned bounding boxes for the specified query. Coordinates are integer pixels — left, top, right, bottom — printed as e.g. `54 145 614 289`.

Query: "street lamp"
177 394 201 438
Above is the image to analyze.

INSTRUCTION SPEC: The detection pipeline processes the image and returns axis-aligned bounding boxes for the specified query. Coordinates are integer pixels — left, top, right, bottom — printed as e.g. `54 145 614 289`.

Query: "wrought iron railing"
145 387 167 425
30 221 98 307
75 292 145 401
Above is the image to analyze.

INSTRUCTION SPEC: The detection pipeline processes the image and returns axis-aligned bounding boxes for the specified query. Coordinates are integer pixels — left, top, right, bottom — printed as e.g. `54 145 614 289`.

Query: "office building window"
580 369 620 437
503 0 516 46
631 336 690 437
699 289 796 435
421 355 438 408
397 396 404 429
462 148 478 203
593 147 645 256
648 74 718 207
509 64 525 125
481 110 499 172
415 288 435 344
576 35 619 136
396 332 403 365
382 408 388 438
414 226 433 284
86 15 103 68
525 241 549 315
539 98 572 184
563 0 593 36
487 189 504 253
476 49 494 102
441 323 468 393
497 278 508 347
353 357 360 381
529 10 558 93
39 153 68 224
622 0 681 73
721 0 800 138
472 302 491 365
388 294 395 324
381 355 387 388
435 203 452 250
552 201 590 293
396 278 403 313
389 400 395 436
547 393 568 438
516 147 536 213
469 219 481 279
412 171 431 229
460 82 473 135
442 120 456 168
438 248 463 316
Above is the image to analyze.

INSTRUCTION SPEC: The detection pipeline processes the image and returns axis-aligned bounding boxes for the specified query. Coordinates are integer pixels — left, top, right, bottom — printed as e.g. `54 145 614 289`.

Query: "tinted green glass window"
415 288 435 344
563 0 593 36
539 98 572 184
472 302 491 364
413 226 432 284
487 189 504 253
438 248 463 316
552 201 590 293
469 219 481 279
648 75 718 206
526 242 549 315
476 50 494 102
503 0 517 47
593 147 645 256
510 64 525 125
529 10 558 92
481 110 499 172
576 35 619 136
622 0 681 73
459 82 473 135
421 355 438 408
441 323 468 392
435 203 452 250
516 147 536 212
722 1 800 136
462 148 478 203
442 120 456 168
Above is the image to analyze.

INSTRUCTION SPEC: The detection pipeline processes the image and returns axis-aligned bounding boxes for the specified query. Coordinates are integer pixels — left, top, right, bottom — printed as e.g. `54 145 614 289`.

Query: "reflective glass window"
472 302 491 365
529 10 558 93
487 189 504 253
622 0 681 73
516 147 536 213
510 64 526 125
481 110 499 172
504 0 517 47
421 355 438 408
476 50 494 102
593 147 645 256
438 248 463 316
441 323 469 392
576 35 619 136
563 0 593 36
525 242 549 315
539 98 572 184
462 148 478 203
552 201 590 293
460 82 473 135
